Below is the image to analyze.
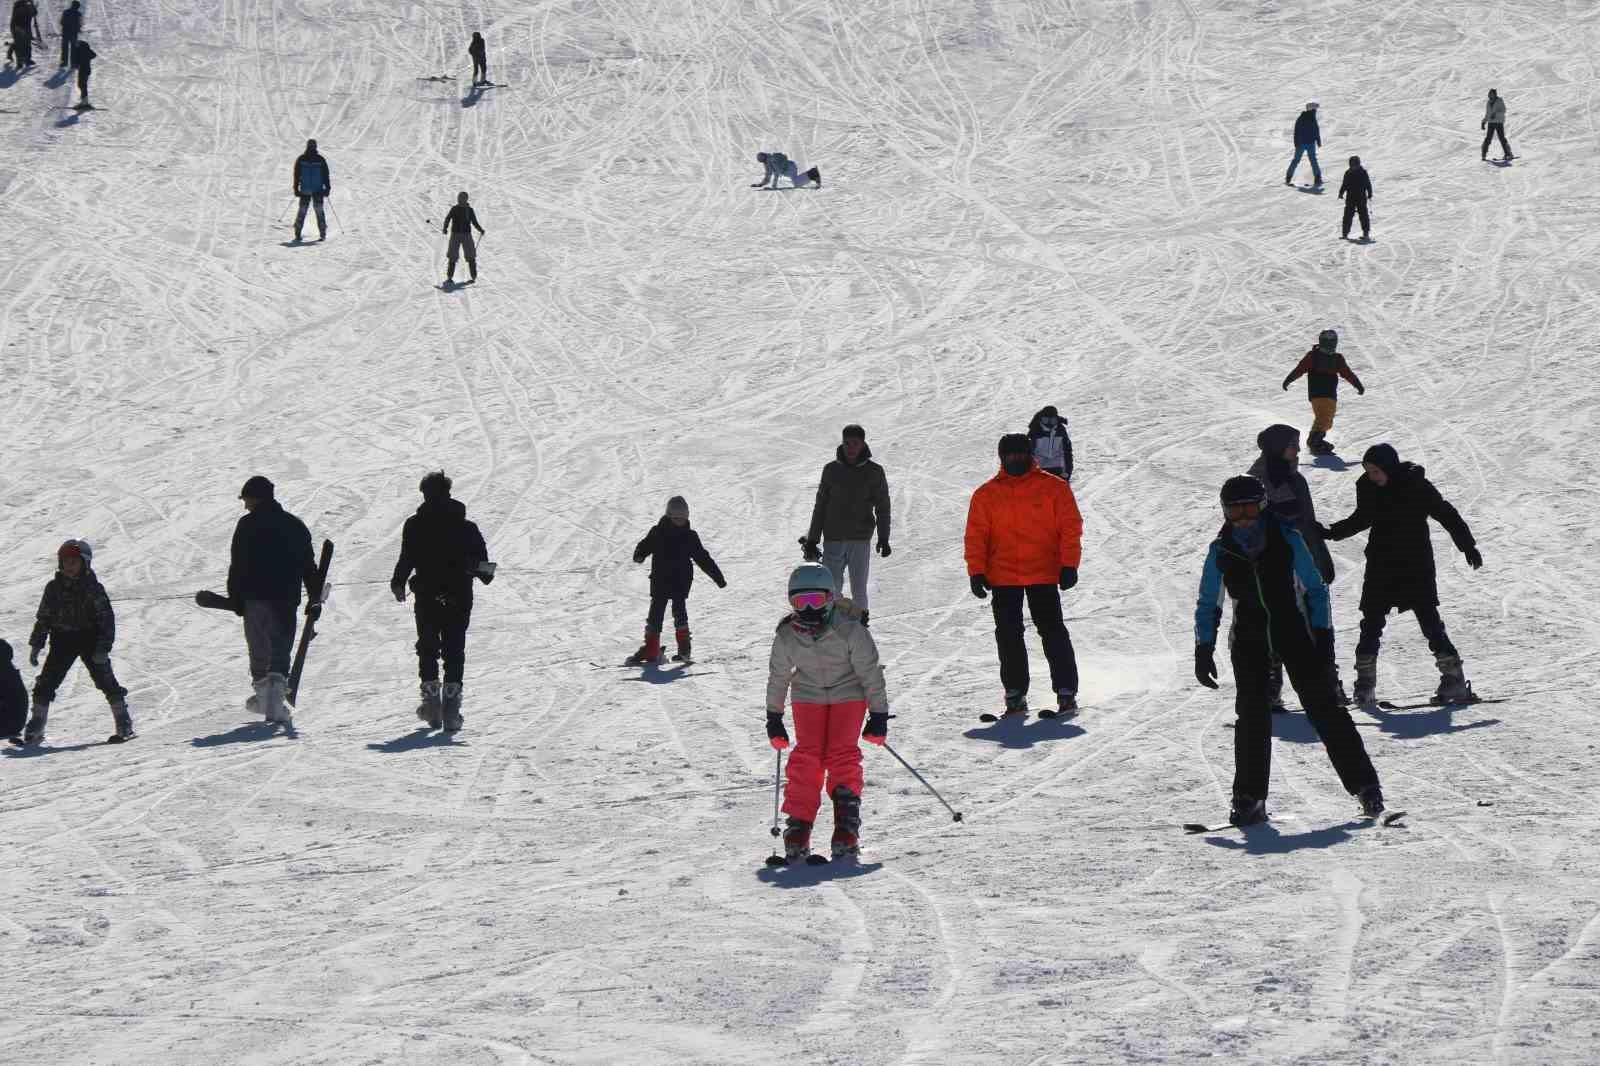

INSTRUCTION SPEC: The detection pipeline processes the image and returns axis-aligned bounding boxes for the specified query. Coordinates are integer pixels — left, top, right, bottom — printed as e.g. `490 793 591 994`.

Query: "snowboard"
286 540 335 707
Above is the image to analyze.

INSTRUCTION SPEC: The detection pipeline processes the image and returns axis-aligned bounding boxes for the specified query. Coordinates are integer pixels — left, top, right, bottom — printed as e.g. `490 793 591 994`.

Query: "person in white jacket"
1481 89 1513 162
765 562 887 863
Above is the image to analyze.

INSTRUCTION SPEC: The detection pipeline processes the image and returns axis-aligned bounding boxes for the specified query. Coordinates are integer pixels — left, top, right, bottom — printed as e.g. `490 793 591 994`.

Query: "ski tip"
1182 823 1211 834
1381 810 1407 826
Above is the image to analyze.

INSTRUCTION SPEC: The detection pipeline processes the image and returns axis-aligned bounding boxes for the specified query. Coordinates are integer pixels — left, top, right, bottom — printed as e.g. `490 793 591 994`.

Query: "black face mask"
1002 456 1032 477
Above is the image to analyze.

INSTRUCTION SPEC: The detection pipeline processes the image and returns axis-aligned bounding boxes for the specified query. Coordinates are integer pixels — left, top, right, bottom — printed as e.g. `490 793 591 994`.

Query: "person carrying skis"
292 139 331 242
441 191 484 285
1320 443 1482 708
799 424 891 626
390 471 494 733
766 562 888 863
1194 476 1385 826
21 540 133 745
1285 102 1322 187
752 151 821 189
71 36 93 106
1026 404 1073 481
468 32 487 85
965 433 1084 718
1282 328 1364 456
0 638 27 740
627 496 725 665
1337 155 1373 241
1481 89 1513 162
58 1 80 68
229 476 321 726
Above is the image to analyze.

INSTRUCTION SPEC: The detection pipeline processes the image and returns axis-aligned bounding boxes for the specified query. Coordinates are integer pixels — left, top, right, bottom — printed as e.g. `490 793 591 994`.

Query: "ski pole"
327 199 346 234
769 750 783 839
275 198 294 224
882 741 964 822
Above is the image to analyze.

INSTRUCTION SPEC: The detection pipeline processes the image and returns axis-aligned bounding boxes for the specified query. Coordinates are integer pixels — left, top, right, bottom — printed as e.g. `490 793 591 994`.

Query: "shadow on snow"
961 714 1085 749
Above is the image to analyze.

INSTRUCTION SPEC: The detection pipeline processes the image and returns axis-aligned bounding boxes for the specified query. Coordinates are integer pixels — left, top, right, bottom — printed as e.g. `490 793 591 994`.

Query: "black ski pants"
10 25 30 66
991 584 1078 698
472 56 487 83
32 631 126 706
76 66 89 100
415 595 470 684
60 31 76 67
1231 635 1377 801
1342 198 1370 238
295 195 326 237
645 591 689 634
1355 603 1457 659
1482 123 1511 159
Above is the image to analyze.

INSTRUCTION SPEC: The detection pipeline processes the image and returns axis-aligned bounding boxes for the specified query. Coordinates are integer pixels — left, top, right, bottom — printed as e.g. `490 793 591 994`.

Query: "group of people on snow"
6 1 91 105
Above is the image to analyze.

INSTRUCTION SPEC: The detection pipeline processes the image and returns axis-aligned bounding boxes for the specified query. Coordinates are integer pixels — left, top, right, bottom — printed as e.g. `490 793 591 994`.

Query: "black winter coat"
1325 463 1475 613
806 444 891 543
1338 166 1372 203
391 498 491 605
1293 110 1320 145
1248 451 1334 584
29 568 115 655
0 639 29 737
634 518 724 597
228 500 317 604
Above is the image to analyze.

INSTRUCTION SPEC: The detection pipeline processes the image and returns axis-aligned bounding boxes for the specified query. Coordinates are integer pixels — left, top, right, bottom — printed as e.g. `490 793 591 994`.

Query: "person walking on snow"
1282 328 1364 456
58 1 80 68
1320 443 1482 708
752 151 821 189
1337 155 1373 241
20 540 133 745
1285 102 1322 187
1027 405 1073 481
229 476 322 726
292 139 331 242
766 562 888 864
441 192 485 285
71 37 93 106
9 0 38 68
468 32 488 85
799 424 891 626
1194 476 1385 826
965 433 1084 718
627 496 726 665
0 639 28 740
1481 89 1513 162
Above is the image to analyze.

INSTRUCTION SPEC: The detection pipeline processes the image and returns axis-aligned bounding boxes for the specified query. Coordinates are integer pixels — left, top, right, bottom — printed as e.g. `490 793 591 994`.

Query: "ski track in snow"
3 0 1600 1062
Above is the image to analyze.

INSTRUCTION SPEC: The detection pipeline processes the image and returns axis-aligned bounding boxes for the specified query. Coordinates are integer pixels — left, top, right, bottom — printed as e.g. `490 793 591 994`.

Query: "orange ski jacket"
964 462 1083 585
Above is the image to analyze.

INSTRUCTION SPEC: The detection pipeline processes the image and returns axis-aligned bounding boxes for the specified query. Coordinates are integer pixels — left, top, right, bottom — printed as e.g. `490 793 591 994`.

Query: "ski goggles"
1224 501 1264 521
789 590 833 610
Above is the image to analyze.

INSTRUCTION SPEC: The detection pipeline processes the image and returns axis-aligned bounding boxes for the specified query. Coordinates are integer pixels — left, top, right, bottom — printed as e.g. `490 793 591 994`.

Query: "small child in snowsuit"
628 496 726 664
752 151 821 189
765 562 889 863
23 539 133 744
1281 328 1365 456
0 639 28 739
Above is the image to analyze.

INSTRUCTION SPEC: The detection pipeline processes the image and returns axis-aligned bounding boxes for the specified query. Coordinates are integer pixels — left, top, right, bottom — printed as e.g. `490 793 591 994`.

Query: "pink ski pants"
782 700 869 823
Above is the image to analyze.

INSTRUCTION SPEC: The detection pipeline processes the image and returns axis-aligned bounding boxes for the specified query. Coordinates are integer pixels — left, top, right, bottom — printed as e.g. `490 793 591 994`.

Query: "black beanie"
240 475 275 500
1220 475 1266 506
998 433 1031 457
1257 423 1300 454
1362 443 1400 475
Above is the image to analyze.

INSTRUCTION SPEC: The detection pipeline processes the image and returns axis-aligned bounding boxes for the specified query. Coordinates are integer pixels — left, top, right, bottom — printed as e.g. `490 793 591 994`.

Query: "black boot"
1229 792 1267 826
783 817 812 863
830 786 861 860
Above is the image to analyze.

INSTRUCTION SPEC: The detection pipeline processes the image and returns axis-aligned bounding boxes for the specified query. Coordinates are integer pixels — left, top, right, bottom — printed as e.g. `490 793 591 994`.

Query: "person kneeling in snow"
752 151 821 189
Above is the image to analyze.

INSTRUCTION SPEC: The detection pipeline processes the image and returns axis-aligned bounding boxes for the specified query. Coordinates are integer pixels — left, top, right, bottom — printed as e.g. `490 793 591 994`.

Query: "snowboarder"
441 191 484 285
292 139 330 242
1320 443 1483 708
1337 155 1373 241
8 0 37 68
21 540 133 745
752 151 821 189
1481 89 1513 162
964 433 1084 717
468 32 487 85
765 562 888 863
71 37 93 107
799 424 891 625
1281 328 1365 456
390 471 494 733
627 496 726 665
1285 102 1322 187
1194 476 1385 825
1026 405 1073 482
0 639 27 739
228 476 321 726
58 0 79 67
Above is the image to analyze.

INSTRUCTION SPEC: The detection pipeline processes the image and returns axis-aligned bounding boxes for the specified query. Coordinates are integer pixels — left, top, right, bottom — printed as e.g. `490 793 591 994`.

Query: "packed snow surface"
3 0 1598 1062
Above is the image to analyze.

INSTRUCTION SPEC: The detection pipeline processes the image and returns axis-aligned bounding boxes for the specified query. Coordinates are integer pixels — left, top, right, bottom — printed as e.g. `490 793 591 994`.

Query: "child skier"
628 496 726 664
1027 405 1073 481
752 151 821 189
1337 155 1373 241
21 540 133 745
0 639 28 739
1281 328 1365 456
766 562 888 862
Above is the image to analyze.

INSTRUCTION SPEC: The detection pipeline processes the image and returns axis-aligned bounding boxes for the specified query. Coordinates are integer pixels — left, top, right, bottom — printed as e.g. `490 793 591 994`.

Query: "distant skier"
71 37 93 106
965 433 1084 718
1337 155 1373 241
627 496 726 666
390 471 494 733
1194 476 1385 826
468 32 487 85
58 0 79 67
292 139 330 242
752 151 821 189
1481 89 1513 162
0 639 27 740
21 540 133 745
441 191 484 285
765 562 888 863
799 424 891 626
9 0 37 68
1285 102 1322 187
229 476 321 726
1281 328 1364 456
1320 443 1482 708
1026 404 1073 481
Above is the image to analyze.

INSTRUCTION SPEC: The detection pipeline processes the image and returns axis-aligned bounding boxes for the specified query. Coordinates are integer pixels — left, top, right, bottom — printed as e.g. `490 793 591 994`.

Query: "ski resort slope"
3 0 1599 1062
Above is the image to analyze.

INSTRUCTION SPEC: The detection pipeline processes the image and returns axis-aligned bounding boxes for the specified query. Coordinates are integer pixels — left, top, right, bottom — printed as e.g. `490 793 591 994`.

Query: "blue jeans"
1286 143 1321 184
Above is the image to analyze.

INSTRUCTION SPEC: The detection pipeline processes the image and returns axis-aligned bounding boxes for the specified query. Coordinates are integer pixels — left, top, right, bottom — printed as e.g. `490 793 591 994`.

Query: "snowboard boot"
441 683 464 733
830 786 861 860
246 684 264 716
627 631 662 666
807 166 821 187
264 672 290 725
109 702 136 743
1040 690 1077 720
671 627 692 662
1002 689 1028 716
1229 792 1267 827
1358 784 1386 819
416 680 443 728
22 700 49 745
859 609 869 627
1266 661 1287 712
1353 654 1378 708
783 816 813 864
1433 655 1474 704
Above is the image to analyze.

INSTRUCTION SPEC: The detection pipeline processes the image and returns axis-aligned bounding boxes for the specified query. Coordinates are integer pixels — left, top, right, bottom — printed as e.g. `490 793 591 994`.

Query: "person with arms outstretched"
1282 328 1364 456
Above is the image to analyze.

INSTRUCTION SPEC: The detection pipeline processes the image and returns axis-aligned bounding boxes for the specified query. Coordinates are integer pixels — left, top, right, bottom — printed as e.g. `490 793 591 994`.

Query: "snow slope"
3 0 1599 1062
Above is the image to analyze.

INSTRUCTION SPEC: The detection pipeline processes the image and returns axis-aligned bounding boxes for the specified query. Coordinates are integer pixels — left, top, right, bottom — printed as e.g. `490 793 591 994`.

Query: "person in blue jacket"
1194 475 1383 826
292 139 331 242
1285 102 1322 187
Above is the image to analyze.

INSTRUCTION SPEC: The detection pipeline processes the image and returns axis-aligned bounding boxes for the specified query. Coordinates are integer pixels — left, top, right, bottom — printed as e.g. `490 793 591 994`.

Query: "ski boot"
1002 689 1028 718
264 672 291 725
21 701 49 746
1353 654 1378 708
1433 655 1474 704
671 627 692 663
783 817 813 864
1266 661 1287 713
1229 792 1267 827
108 702 136 744
441 683 464 733
1039 690 1077 720
416 680 443 728
1358 785 1386 819
807 166 821 187
626 631 662 666
830 786 861 860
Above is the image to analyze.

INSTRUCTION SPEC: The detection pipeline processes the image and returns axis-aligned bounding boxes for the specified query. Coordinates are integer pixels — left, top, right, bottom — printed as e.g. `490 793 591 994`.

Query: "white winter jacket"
1484 97 1506 124
766 600 889 715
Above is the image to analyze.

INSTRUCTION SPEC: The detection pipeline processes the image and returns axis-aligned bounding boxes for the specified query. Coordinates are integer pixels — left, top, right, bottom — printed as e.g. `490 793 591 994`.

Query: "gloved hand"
306 602 323 622
862 711 889 745
1058 566 1078 590
876 541 891 558
714 576 727 589
29 646 41 667
1314 627 1335 665
391 580 407 603
476 561 497 584
798 537 821 562
1282 381 1290 391
1195 644 1218 689
766 713 789 750
970 573 989 599
92 651 109 665
1464 546 1483 570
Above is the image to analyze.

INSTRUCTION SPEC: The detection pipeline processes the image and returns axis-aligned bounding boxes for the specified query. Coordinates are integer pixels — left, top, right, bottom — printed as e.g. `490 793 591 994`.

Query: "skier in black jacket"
390 471 494 732
468 32 487 85
1322 443 1482 708
441 191 484 284
59 0 80 67
1285 102 1322 186
229 475 320 725
22 540 133 745
1337 155 1373 241
292 139 331 242
628 496 726 664
71 37 93 106
0 638 27 739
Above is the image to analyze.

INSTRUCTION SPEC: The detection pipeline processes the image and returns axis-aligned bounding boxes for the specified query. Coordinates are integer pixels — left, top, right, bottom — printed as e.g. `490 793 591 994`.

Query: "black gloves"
969 574 989 599
632 549 647 564
714 575 728 589
766 713 790 750
798 536 821 562
1195 644 1218 689
862 711 889 745
1357 385 1366 395
1058 566 1078 590
1464 546 1483 570
391 580 406 603
1314 627 1335 665
29 646 41 667
306 602 322 622
876 541 891 558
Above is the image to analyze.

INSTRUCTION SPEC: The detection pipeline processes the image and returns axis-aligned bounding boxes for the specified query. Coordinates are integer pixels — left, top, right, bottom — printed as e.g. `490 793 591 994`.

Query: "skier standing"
292 139 330 243
0 639 27 740
8 0 36 68
228 476 321 726
752 151 821 189
1481 89 1513 162
1285 102 1322 187
964 433 1084 718
799 424 891 625
58 1 79 68
1320 443 1483 707
1194 476 1385 825
21 540 134 745
1281 328 1364 456
1337 155 1373 241
1026 405 1073 481
766 562 888 863
627 496 726 665
71 37 93 106
468 32 487 85
390 471 494 733
441 191 484 285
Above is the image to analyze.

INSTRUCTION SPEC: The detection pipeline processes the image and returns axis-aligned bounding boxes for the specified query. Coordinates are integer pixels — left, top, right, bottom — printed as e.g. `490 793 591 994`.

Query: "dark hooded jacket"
806 444 891 543
391 497 491 605
29 566 116 655
1293 109 1321 146
1026 407 1073 480
1338 164 1372 203
1195 513 1331 664
1248 424 1334 584
294 150 331 197
634 517 724 597
1 639 31 737
60 5 80 37
228 499 317 604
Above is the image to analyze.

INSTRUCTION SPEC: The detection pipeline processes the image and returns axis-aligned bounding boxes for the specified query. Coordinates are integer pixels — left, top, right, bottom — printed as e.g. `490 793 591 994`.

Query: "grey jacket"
765 601 888 715
806 444 891 544
1484 96 1506 124
1247 454 1335 584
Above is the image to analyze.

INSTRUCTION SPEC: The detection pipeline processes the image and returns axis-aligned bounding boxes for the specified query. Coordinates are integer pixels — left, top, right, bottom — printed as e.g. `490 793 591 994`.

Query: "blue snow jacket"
294 152 330 197
1293 109 1321 147
1195 513 1329 661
